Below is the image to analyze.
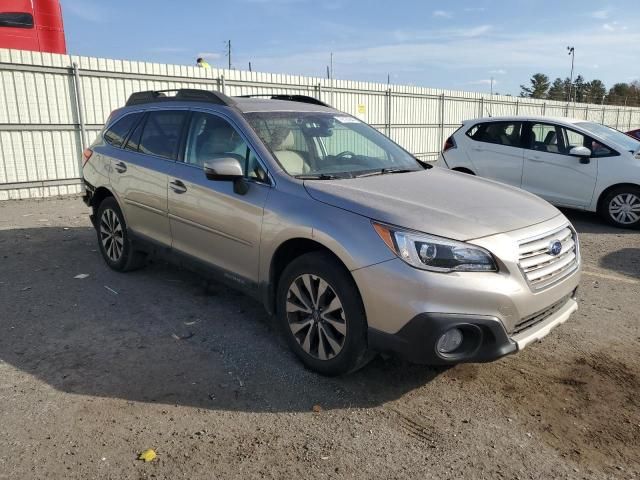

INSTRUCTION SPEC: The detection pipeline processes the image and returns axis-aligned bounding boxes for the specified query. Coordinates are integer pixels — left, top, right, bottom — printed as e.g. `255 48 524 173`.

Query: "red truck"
0 0 66 54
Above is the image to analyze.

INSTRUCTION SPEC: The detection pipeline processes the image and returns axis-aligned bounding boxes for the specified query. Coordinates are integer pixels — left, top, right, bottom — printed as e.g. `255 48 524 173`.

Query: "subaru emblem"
548 240 562 256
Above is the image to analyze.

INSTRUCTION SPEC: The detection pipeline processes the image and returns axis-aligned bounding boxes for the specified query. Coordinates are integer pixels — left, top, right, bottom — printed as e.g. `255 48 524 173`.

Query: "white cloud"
197 52 222 60
464 7 486 13
591 8 610 19
393 24 492 42
489 69 507 75
602 21 627 31
468 79 496 86
433 10 453 19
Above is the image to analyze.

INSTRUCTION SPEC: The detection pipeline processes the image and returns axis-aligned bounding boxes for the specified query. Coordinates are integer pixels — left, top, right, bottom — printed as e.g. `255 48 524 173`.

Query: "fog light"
437 328 463 354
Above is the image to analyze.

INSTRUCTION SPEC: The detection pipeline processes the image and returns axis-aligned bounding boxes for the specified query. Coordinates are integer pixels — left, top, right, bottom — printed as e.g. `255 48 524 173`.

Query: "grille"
513 294 571 335
518 225 579 291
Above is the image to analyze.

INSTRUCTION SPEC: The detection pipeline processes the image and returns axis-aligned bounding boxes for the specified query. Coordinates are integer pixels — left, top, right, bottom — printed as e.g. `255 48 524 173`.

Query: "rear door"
167 110 271 286
110 109 189 246
521 122 599 207
464 121 525 187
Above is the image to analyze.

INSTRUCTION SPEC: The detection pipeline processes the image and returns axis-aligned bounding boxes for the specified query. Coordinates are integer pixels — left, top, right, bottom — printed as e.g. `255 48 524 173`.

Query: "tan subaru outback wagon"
82 89 581 375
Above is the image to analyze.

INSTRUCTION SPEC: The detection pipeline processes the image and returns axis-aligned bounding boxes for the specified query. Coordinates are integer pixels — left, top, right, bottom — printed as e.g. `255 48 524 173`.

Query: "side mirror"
569 146 592 164
203 157 244 180
203 156 249 195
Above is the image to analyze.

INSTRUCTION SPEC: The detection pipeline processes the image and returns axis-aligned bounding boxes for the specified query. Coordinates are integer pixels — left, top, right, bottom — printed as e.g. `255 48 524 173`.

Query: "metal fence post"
542 102 546 116
515 99 519 115
601 106 605 124
479 97 484 117
439 93 445 150
70 63 87 183
385 88 392 137
629 109 633 130
220 74 226 95
615 108 620 129
316 82 322 101
584 105 589 120
565 103 569 116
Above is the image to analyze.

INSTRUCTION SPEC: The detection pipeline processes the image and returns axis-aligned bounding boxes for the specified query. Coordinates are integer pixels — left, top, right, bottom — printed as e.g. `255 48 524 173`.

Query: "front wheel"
600 187 640 229
276 252 369 376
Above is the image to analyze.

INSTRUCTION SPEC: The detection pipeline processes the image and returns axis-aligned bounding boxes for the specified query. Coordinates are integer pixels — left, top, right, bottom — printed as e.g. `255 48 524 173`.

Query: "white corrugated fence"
1 48 640 200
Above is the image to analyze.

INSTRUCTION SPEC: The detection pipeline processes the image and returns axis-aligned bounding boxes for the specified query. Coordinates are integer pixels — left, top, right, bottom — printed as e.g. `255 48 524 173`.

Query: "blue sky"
61 0 639 95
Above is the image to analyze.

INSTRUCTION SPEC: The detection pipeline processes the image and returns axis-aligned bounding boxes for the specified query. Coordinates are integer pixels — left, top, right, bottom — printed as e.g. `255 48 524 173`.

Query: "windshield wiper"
354 168 419 178
295 173 341 180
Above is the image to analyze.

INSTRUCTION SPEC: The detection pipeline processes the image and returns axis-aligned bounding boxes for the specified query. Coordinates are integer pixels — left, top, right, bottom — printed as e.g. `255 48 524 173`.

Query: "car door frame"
166 106 275 297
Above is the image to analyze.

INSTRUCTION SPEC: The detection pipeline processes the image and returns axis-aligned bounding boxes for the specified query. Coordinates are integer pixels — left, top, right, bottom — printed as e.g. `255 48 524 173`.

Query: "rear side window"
138 111 188 160
466 122 523 147
0 12 34 29
103 113 143 148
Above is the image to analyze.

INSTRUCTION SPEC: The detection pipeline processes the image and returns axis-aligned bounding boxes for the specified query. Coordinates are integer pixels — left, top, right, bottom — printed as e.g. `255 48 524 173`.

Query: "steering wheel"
335 151 356 160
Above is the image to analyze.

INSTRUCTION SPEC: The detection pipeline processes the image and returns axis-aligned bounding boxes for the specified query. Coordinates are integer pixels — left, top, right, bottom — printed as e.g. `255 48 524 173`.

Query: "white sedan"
437 116 640 228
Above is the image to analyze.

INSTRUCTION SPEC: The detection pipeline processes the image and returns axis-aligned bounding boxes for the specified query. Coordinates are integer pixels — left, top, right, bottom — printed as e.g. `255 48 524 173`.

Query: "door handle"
114 161 127 173
169 179 187 194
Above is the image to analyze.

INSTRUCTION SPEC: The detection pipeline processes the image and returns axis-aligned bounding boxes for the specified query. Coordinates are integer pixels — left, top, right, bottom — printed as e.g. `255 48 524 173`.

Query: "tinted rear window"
0 12 34 29
467 121 523 147
138 111 188 160
104 113 143 148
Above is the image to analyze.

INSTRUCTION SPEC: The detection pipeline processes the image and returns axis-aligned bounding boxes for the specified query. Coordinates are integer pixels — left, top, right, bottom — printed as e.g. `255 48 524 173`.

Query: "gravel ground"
0 197 638 480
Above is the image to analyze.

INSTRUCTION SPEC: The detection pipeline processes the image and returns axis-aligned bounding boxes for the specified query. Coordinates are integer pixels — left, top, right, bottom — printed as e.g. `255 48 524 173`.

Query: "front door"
521 122 599 208
168 110 271 286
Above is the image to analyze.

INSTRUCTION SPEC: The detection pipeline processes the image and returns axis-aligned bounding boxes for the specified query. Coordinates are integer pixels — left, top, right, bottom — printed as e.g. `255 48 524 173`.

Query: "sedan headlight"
373 222 497 272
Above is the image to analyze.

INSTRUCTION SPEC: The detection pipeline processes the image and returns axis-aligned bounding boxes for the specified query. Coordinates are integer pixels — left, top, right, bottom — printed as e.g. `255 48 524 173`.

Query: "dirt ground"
0 197 638 480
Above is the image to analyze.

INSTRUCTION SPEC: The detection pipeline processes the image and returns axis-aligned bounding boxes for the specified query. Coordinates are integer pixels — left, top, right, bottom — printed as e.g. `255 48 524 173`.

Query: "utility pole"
567 46 575 102
225 40 232 70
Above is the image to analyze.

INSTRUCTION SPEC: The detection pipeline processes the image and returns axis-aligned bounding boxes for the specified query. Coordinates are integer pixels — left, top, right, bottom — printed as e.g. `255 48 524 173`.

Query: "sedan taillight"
82 148 93 166
443 136 456 153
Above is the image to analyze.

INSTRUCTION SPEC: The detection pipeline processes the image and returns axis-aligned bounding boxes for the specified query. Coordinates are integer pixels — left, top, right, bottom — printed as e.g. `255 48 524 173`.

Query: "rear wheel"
96 197 147 271
600 186 640 229
276 252 369 376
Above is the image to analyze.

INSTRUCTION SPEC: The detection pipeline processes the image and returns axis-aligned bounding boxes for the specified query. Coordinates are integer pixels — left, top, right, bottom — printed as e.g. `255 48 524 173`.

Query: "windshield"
575 122 640 153
245 112 423 178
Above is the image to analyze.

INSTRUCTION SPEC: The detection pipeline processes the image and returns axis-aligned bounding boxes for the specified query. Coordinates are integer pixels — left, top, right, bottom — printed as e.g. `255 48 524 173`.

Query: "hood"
304 168 561 240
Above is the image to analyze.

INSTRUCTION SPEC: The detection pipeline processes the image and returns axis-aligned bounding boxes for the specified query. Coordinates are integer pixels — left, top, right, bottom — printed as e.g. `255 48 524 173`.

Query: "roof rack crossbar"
125 88 235 107
237 94 331 107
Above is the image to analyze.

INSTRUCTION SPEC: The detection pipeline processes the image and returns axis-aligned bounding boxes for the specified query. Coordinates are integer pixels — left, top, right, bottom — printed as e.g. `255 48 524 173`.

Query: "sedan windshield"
245 112 423 178
576 122 640 153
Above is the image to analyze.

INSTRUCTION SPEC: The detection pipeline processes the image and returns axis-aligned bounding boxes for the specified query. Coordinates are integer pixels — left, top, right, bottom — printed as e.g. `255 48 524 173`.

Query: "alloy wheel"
609 193 640 225
99 208 124 262
285 274 347 361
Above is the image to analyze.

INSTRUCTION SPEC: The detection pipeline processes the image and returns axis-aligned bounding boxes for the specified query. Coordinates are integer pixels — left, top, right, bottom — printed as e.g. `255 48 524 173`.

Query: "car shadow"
598 248 640 279
560 208 640 235
0 226 443 413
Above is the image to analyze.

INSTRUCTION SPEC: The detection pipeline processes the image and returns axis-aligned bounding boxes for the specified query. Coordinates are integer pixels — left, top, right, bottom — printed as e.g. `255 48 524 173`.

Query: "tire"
599 186 640 229
276 252 369 376
95 197 147 271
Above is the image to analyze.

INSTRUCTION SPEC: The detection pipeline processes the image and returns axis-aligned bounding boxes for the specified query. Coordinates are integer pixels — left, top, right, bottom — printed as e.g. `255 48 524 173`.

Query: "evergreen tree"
520 73 550 98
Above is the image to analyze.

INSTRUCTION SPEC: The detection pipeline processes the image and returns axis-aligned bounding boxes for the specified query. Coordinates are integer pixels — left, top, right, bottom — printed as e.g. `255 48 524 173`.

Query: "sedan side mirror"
569 146 592 164
203 157 249 194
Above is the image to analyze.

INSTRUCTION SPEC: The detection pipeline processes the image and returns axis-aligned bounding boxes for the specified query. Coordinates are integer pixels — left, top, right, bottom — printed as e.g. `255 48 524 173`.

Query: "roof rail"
237 94 331 107
125 89 235 107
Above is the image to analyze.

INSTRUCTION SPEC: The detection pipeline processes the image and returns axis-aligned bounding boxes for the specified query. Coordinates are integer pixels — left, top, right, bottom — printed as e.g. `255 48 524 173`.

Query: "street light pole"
567 46 575 102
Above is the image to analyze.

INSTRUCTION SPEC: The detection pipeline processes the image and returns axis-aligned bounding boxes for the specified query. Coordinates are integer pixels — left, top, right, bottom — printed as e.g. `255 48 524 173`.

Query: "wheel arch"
265 238 353 316
596 182 640 213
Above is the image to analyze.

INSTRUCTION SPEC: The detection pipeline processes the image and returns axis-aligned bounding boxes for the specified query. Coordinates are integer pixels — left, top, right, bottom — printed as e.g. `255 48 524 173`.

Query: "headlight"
373 222 497 272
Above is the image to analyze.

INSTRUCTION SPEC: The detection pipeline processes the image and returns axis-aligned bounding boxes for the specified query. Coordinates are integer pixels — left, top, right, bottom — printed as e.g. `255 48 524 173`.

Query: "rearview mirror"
203 157 244 180
569 146 591 158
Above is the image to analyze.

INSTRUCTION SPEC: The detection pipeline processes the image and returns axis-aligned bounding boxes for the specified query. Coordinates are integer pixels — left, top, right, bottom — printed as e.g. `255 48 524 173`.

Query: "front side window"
0 12 34 29
103 112 143 148
561 127 614 158
138 110 188 160
575 121 635 154
467 122 522 147
245 112 421 178
184 112 267 182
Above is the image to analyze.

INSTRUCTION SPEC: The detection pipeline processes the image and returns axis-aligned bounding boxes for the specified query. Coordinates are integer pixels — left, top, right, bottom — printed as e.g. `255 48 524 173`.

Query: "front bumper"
368 293 577 364
352 215 581 364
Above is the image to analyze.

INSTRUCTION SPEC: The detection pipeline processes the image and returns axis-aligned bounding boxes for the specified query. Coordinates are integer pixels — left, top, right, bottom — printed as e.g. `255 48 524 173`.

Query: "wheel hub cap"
285 274 347 361
609 193 640 225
